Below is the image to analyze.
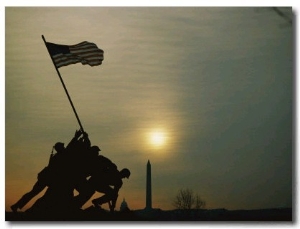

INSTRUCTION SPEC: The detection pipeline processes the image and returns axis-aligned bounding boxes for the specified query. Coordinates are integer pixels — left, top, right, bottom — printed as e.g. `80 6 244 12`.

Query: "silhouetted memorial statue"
10 36 132 217
11 129 131 215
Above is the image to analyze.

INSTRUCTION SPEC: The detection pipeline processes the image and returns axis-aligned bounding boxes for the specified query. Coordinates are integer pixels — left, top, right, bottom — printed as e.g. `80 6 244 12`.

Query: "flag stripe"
69 41 91 48
70 42 97 49
46 41 104 68
52 53 102 68
52 54 103 62
70 50 104 57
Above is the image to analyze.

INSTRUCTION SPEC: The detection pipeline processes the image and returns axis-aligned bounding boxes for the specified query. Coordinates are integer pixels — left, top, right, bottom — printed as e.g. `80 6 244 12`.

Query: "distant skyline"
5 7 293 212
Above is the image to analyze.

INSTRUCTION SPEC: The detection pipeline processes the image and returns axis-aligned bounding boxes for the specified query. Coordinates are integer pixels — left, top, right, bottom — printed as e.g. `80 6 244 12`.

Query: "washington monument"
146 160 152 209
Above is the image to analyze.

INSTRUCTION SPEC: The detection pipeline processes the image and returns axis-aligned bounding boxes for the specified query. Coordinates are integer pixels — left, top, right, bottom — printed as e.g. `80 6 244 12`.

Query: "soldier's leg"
92 186 115 206
110 193 119 212
73 182 95 208
11 180 46 212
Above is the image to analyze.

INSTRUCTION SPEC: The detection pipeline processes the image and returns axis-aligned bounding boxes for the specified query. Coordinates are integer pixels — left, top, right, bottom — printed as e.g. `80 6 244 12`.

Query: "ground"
5 207 293 221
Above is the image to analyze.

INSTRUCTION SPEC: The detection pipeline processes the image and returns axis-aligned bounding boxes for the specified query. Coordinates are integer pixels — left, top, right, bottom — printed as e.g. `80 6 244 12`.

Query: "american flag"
46 41 104 68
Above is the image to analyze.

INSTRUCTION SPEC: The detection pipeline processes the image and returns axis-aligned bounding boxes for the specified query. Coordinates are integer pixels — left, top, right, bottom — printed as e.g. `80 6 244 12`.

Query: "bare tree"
194 193 206 209
173 188 206 210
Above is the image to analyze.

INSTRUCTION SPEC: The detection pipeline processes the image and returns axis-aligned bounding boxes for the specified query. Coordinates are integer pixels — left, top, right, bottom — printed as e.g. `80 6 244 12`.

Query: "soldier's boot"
10 204 18 213
92 199 102 209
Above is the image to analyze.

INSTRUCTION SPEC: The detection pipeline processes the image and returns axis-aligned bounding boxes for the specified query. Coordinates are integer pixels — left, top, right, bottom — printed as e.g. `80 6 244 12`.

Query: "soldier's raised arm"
80 131 91 148
66 130 83 150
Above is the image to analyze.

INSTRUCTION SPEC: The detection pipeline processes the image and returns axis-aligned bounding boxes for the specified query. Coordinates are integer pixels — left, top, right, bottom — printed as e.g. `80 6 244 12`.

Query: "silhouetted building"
146 160 152 210
120 198 129 211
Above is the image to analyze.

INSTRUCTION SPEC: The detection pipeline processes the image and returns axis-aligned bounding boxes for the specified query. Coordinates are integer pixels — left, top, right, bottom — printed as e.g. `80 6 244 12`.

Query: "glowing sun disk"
150 131 166 147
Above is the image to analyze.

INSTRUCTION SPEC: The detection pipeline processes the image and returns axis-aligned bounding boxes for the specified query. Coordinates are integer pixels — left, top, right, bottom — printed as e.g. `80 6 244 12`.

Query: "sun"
150 131 166 147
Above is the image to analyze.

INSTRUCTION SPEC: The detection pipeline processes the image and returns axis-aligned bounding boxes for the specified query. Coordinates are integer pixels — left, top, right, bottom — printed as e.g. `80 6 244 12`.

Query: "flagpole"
41 35 85 133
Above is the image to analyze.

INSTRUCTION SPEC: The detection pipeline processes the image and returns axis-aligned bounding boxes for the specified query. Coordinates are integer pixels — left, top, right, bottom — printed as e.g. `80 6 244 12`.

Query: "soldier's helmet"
120 168 131 178
89 145 101 157
91 145 101 152
54 142 65 152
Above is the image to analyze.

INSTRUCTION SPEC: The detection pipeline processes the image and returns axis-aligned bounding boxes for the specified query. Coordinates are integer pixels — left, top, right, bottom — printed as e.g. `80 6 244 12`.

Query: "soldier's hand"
75 129 82 138
83 131 89 138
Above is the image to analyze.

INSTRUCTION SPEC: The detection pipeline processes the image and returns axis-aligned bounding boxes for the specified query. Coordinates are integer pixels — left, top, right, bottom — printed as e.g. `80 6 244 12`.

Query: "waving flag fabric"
46 41 104 68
